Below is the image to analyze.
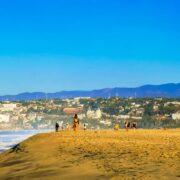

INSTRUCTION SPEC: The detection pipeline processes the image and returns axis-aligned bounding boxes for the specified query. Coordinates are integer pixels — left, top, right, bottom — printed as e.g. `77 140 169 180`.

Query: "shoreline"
0 128 178 153
0 129 53 153
0 129 180 179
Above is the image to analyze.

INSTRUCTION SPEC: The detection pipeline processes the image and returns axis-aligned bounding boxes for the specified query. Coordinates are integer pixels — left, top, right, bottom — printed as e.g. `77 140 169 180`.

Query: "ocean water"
0 129 52 153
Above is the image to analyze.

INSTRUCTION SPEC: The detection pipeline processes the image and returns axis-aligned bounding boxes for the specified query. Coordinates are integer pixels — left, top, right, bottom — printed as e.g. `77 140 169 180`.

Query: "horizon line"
0 82 179 97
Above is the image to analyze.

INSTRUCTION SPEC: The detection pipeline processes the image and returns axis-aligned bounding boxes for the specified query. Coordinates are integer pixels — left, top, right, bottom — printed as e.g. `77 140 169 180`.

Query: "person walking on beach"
72 114 79 131
125 121 130 131
132 122 137 131
55 122 59 132
61 122 64 131
83 123 87 131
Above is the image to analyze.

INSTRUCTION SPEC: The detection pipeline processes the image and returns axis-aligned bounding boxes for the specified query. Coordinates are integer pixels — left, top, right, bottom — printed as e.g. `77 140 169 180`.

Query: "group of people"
55 114 87 132
55 122 70 132
125 121 137 131
114 121 137 131
55 114 137 132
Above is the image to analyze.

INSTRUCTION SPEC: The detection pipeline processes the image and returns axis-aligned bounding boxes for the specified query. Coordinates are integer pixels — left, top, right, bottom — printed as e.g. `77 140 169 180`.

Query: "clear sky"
0 0 179 95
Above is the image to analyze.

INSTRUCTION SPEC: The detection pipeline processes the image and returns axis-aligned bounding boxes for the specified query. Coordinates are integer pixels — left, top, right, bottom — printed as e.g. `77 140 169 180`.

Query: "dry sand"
0 129 180 180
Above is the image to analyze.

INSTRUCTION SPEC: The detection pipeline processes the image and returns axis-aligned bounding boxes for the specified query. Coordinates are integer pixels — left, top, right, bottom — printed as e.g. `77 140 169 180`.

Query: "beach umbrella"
63 108 82 114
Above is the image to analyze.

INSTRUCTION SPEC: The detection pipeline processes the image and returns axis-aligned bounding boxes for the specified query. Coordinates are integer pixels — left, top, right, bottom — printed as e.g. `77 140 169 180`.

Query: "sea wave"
0 129 52 153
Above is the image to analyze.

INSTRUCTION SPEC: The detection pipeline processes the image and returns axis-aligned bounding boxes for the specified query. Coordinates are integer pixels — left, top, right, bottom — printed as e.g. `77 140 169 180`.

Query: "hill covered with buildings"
0 97 180 130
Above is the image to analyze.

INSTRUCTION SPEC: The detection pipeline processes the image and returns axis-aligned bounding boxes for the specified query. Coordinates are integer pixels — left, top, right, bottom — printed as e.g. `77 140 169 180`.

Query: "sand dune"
0 129 180 179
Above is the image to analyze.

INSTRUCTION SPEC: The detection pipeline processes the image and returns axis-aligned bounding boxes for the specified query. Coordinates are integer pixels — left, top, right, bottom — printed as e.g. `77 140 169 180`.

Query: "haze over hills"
0 83 180 101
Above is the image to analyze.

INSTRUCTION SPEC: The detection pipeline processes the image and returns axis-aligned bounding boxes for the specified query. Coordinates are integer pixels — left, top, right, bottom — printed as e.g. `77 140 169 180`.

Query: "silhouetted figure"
83 123 87 131
61 122 64 131
55 122 59 132
72 114 79 131
132 122 137 130
114 123 120 131
127 122 131 128
125 121 130 131
66 123 70 130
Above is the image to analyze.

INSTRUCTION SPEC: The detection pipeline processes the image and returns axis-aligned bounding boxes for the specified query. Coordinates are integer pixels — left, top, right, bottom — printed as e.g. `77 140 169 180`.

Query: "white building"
87 108 95 119
10 115 19 122
117 115 130 119
153 105 159 111
100 120 112 126
74 97 91 100
27 113 37 121
166 102 180 106
37 115 43 121
87 107 102 119
78 114 86 120
0 103 17 111
0 114 10 123
131 103 141 108
172 113 180 120
131 116 142 120
95 108 102 119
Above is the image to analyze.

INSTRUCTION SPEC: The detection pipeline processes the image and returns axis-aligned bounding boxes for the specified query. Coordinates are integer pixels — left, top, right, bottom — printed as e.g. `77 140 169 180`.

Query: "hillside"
0 83 180 101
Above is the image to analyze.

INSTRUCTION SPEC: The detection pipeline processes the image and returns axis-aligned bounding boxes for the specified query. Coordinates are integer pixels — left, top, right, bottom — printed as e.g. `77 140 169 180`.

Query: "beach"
0 129 180 179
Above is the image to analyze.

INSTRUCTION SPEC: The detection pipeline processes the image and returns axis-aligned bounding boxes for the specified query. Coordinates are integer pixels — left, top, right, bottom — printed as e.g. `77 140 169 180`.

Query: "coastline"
0 129 53 153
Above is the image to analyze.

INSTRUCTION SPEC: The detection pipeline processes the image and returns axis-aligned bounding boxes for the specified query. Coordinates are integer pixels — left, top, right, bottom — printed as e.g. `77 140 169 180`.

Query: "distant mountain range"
0 83 180 101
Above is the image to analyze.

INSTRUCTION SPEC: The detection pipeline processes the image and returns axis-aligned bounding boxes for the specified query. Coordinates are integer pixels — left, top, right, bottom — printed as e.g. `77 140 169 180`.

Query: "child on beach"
83 123 87 130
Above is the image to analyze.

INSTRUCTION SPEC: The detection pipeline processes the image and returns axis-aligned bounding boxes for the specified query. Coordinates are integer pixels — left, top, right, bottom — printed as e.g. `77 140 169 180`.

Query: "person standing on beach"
66 123 70 130
72 114 79 131
55 122 59 132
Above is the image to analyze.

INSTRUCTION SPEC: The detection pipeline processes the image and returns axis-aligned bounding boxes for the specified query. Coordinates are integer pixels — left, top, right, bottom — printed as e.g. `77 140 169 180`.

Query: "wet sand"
0 129 180 179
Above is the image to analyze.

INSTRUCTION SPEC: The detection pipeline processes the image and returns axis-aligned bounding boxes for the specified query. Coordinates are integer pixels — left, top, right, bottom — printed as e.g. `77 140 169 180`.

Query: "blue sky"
0 0 179 95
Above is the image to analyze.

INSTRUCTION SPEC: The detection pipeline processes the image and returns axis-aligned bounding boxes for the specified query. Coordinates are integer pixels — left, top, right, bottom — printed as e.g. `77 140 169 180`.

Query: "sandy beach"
0 129 180 179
